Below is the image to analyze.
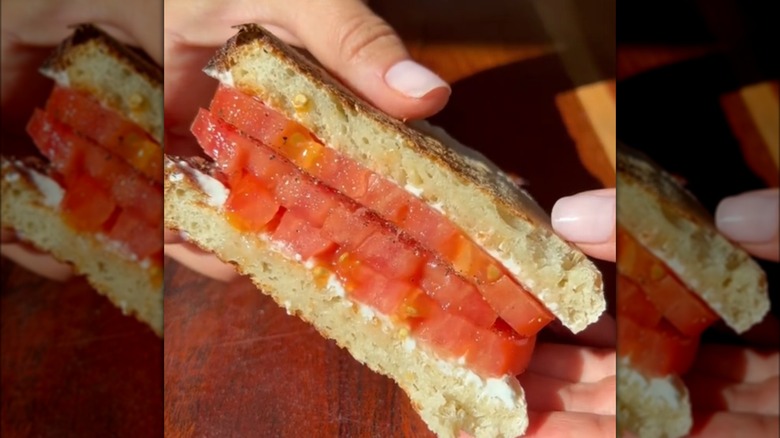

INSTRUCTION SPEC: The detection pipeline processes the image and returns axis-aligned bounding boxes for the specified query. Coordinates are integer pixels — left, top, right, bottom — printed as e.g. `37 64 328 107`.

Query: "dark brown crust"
205 24 552 230
41 23 162 86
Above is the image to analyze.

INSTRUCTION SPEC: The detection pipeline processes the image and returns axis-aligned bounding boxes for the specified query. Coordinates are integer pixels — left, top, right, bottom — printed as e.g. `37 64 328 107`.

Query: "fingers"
689 411 778 438
524 411 616 438
552 189 616 262
715 188 779 262
1 242 74 282
164 242 239 283
527 343 616 383
687 375 779 416
272 0 450 120
689 345 779 383
519 372 616 415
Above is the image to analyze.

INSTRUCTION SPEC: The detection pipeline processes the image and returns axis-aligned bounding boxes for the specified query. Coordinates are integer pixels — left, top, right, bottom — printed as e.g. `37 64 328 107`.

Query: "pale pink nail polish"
385 60 449 98
552 192 616 243
716 190 779 243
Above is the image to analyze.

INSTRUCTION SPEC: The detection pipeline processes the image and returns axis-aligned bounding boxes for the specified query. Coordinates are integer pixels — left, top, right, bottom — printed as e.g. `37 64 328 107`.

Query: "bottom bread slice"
1 158 162 336
164 158 528 438
617 359 692 438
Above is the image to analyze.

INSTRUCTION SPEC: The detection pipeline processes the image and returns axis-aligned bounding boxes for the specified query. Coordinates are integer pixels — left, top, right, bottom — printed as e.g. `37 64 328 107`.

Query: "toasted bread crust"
40 24 163 143
616 144 769 333
203 24 605 333
1 157 162 336
164 157 528 438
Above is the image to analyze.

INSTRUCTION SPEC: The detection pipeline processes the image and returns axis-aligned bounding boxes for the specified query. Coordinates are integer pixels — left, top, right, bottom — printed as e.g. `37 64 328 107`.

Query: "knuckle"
336 15 400 64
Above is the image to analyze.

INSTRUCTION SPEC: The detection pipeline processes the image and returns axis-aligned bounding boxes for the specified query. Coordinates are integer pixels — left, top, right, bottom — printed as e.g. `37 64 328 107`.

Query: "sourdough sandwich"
202 24 605 333
1 24 163 336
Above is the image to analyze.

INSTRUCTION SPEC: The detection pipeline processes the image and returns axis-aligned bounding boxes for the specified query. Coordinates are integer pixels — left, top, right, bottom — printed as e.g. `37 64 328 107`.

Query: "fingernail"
385 60 449 98
552 192 615 243
716 190 779 243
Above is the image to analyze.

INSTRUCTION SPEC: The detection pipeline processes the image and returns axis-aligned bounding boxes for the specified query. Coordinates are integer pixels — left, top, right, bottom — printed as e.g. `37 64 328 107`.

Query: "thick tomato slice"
45 86 162 183
480 276 555 337
333 252 412 315
618 274 663 328
618 228 719 337
412 296 536 377
420 260 498 328
27 109 162 227
224 170 280 232
273 211 336 260
321 206 381 249
60 172 117 231
618 316 699 377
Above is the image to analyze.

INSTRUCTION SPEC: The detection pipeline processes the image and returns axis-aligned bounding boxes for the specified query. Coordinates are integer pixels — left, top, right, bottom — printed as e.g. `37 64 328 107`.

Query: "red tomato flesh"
207 85 554 336
618 316 699 377
45 86 162 183
618 227 719 338
27 109 162 227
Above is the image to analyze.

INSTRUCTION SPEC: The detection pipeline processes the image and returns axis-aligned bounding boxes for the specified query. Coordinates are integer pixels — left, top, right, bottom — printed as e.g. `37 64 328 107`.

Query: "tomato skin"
45 86 162 183
617 228 719 338
618 316 699 377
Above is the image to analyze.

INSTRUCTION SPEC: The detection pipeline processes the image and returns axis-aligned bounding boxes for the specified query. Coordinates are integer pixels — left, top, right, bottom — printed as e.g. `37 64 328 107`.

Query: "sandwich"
164 24 606 437
616 144 770 437
0 24 163 336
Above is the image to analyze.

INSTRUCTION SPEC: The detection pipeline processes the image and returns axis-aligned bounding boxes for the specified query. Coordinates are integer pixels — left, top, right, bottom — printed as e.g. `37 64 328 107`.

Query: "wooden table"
164 1 616 437
1 261 163 437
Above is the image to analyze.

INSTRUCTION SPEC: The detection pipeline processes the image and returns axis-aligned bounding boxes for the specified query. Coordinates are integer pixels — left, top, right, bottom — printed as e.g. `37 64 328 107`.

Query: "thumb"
280 0 450 120
552 189 616 262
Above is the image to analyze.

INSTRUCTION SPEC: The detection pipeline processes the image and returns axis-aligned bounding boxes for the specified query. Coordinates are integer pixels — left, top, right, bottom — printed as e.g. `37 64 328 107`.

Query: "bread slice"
617 144 769 333
40 24 163 144
202 23 605 333
164 157 528 438
617 359 692 438
1 158 162 335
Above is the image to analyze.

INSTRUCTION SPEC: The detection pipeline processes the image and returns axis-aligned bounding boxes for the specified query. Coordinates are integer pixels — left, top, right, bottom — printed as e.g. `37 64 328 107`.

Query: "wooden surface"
1 259 163 437
163 1 616 437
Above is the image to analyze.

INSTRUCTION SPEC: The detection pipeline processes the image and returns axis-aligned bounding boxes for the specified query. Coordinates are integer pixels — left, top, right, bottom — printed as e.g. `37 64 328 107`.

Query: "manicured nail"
716 190 779 243
552 192 615 243
385 60 449 98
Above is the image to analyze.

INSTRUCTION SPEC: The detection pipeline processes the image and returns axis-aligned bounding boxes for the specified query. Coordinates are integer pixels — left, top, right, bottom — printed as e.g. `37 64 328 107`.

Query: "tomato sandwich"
0 24 163 336
616 144 769 437
164 24 606 437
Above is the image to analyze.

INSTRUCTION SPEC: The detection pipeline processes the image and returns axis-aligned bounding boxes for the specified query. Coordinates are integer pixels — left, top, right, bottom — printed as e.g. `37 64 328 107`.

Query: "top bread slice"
202 24 605 333
40 24 163 144
617 144 769 333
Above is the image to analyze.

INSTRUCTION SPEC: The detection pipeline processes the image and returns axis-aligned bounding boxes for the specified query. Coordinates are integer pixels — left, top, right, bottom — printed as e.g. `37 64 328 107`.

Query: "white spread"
204 67 235 87
28 169 64 207
436 357 522 410
404 183 424 198
179 161 230 207
40 67 70 87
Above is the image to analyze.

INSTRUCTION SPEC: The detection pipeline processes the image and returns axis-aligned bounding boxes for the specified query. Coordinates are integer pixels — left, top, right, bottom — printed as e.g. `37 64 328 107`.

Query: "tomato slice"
618 227 719 337
333 252 413 315
420 261 498 328
45 86 162 183
618 274 663 328
27 109 162 227
479 275 555 337
273 211 337 260
618 316 699 377
224 170 280 232
413 297 536 377
60 172 117 231
207 86 553 338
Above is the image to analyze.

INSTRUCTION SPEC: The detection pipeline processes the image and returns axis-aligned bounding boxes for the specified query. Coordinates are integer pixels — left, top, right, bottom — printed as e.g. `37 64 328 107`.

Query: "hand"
0 0 162 281
715 188 779 262
685 344 779 437
459 313 617 438
163 0 450 280
552 189 616 262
